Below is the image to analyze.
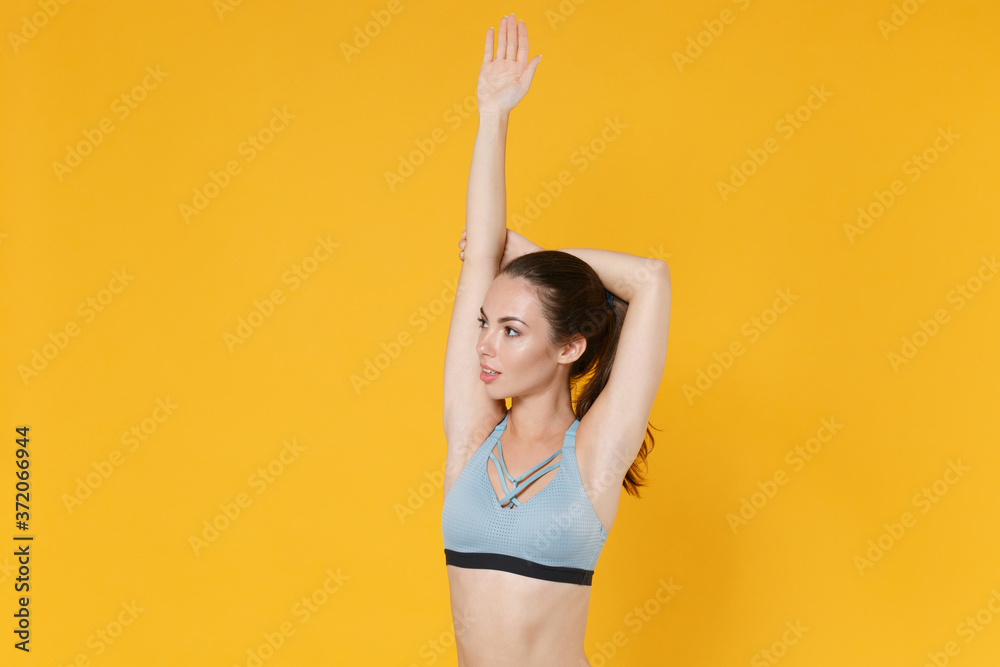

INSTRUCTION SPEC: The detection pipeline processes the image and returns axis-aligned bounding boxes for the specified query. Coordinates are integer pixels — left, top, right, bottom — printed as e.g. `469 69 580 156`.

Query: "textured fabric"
442 411 609 585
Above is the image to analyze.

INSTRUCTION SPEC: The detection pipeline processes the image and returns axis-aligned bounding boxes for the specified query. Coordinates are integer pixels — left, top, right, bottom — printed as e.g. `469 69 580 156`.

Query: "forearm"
555 248 669 302
464 112 510 262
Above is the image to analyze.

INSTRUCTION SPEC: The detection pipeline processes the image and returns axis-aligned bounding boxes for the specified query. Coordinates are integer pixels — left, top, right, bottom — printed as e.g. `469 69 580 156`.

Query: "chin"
483 383 509 400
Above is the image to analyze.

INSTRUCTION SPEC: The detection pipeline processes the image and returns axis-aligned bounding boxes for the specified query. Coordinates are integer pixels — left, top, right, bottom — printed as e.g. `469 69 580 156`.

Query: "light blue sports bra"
442 411 609 586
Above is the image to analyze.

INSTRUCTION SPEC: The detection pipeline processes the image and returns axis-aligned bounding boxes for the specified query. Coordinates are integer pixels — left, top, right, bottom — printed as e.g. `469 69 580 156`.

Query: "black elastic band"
444 549 594 586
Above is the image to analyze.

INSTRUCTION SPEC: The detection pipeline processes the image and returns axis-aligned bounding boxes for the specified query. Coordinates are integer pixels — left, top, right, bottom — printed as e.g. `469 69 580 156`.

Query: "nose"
477 327 494 358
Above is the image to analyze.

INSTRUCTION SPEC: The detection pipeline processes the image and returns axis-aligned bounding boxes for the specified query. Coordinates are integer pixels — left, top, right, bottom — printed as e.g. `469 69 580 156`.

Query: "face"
477 274 584 398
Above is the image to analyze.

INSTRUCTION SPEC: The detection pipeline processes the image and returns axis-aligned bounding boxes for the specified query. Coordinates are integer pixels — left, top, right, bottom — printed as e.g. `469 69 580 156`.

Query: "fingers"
521 54 541 89
516 18 529 64
496 16 508 62
491 14 529 63
506 13 517 61
483 27 493 64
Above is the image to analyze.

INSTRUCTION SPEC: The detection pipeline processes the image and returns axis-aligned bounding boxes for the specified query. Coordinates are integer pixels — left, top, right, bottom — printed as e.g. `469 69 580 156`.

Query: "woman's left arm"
557 246 671 478
555 247 667 304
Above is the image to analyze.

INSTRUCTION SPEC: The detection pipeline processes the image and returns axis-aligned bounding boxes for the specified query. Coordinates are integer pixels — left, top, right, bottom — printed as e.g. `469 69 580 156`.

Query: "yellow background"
2 0 999 664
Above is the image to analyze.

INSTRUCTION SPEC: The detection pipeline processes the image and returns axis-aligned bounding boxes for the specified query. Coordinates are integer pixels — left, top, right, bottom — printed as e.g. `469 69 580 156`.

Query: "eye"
478 317 519 337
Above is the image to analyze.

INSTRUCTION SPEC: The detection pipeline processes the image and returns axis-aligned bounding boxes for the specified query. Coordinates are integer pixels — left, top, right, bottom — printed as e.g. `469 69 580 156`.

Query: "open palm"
477 13 542 116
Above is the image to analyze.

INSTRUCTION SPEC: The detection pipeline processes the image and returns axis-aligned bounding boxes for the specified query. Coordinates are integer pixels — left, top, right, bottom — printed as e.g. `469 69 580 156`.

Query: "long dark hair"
500 250 658 498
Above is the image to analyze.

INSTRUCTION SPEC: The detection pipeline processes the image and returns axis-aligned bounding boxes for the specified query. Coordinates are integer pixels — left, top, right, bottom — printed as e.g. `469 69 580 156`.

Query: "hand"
477 13 542 117
458 228 543 270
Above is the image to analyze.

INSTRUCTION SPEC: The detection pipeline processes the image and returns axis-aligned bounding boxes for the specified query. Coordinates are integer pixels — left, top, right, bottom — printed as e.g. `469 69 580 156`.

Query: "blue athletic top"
442 411 609 586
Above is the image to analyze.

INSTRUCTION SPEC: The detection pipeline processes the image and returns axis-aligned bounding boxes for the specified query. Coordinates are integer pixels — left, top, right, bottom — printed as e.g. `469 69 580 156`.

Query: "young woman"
441 13 672 665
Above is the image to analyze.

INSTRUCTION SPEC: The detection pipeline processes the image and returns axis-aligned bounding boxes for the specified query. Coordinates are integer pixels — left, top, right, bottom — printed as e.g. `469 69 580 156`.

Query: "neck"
506 394 576 446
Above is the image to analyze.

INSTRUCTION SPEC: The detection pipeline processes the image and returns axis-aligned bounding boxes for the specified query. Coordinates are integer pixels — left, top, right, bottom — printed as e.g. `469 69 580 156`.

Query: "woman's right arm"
442 14 541 460
462 112 509 263
442 112 509 450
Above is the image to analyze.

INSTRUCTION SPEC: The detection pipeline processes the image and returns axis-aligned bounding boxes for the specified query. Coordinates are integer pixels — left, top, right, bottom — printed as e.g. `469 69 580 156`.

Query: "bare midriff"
446 564 593 666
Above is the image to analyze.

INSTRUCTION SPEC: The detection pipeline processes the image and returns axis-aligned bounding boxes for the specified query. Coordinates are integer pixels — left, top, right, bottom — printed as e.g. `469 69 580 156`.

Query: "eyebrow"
480 307 528 327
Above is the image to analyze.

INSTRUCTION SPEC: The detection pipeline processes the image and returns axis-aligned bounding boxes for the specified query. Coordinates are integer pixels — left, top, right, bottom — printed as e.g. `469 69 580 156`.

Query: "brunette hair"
499 250 658 497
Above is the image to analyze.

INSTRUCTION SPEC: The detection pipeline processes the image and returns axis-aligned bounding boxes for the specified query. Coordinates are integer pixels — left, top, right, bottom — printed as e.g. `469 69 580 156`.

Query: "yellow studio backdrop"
1 0 998 665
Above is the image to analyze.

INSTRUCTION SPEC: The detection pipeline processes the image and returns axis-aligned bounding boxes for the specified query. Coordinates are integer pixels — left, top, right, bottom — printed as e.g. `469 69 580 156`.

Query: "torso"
442 416 623 666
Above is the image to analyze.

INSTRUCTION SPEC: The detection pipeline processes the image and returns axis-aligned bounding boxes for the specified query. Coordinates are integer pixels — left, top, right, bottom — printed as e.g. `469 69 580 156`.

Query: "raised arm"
463 14 541 261
442 14 543 470
557 247 672 480
462 112 508 262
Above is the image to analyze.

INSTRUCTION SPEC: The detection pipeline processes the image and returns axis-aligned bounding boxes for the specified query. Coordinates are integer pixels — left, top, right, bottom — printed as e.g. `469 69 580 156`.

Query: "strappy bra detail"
442 411 609 586
488 436 562 508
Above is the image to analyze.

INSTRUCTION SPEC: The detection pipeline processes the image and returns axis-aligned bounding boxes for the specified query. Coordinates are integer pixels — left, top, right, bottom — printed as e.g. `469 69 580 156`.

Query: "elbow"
648 260 671 302
648 259 671 289
625 259 670 304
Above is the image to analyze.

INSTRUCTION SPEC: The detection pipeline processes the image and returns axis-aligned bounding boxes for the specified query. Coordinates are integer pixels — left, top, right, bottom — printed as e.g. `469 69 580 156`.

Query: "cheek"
507 339 549 371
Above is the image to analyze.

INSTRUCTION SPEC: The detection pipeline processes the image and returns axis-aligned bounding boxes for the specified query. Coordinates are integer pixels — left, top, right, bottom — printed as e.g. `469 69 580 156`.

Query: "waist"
446 564 591 663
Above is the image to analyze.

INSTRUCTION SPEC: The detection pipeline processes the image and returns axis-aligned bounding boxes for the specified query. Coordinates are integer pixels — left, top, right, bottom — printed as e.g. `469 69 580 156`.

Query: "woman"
441 13 671 665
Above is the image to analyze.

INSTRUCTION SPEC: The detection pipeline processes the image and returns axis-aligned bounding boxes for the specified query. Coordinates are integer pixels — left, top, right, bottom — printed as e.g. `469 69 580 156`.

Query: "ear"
556 333 587 365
